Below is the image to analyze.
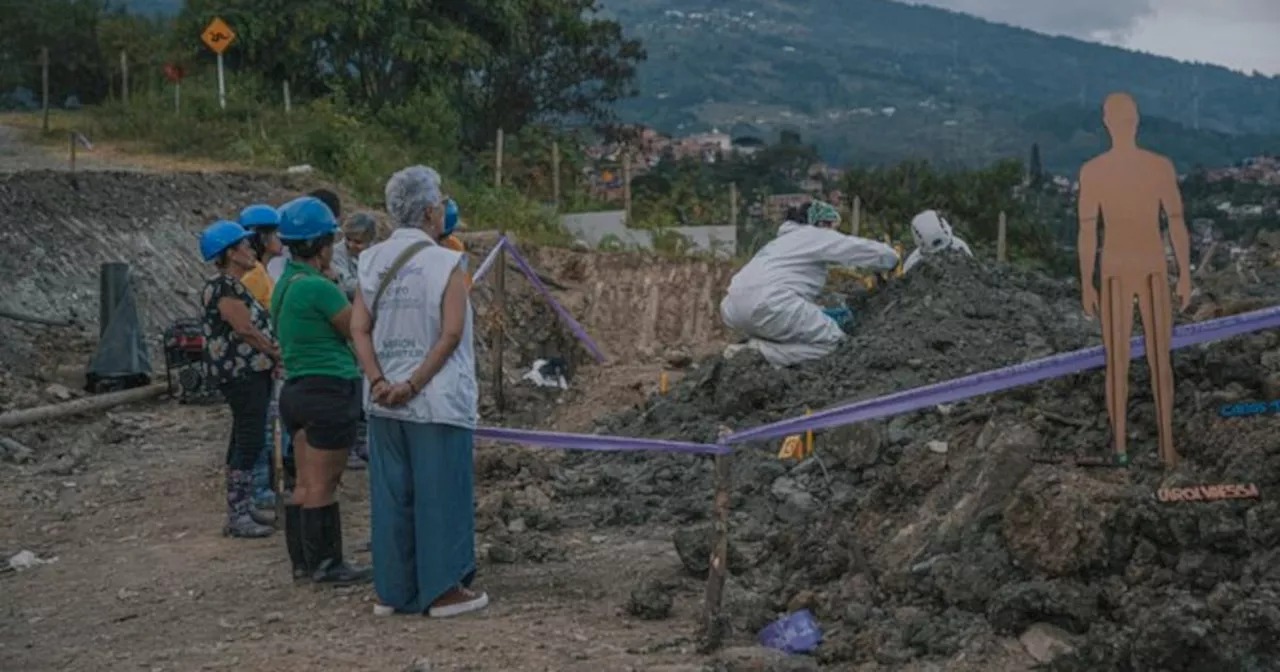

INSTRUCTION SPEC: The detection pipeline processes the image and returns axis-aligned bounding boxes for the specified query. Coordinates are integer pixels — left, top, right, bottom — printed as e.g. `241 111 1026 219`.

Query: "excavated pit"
559 253 1280 669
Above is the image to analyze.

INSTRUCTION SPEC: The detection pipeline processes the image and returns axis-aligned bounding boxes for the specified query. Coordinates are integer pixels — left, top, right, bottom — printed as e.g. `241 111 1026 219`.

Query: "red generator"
163 318 220 404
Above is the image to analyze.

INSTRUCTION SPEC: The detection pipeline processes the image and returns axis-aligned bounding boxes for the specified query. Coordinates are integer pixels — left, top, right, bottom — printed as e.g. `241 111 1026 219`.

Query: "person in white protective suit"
720 201 900 367
902 209 973 273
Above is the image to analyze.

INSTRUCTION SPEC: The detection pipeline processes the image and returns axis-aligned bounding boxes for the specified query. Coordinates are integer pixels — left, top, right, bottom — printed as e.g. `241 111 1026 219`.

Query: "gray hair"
385 165 443 229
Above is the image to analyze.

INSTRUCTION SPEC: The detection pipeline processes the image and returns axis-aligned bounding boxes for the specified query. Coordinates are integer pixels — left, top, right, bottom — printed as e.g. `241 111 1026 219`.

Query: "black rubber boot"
284 504 309 582
303 503 372 586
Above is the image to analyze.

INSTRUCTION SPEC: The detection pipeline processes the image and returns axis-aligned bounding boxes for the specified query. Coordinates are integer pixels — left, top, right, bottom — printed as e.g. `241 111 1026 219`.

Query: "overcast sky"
902 0 1280 75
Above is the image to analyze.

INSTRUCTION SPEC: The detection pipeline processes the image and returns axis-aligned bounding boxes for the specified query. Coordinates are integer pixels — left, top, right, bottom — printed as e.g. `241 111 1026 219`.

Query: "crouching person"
272 196 371 585
351 166 488 617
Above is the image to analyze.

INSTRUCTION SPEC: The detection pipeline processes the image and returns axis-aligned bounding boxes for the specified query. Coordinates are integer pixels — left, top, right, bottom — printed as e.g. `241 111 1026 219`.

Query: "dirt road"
0 398 733 671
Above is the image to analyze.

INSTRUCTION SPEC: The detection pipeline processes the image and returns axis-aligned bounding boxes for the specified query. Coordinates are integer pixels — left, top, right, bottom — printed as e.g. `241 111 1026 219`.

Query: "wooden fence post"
283 81 291 114
729 183 738 229
551 140 561 211
68 130 76 173
41 47 49 133
492 242 506 414
702 451 734 651
495 129 504 188
851 196 862 236
120 50 129 105
997 211 1008 263
623 151 632 224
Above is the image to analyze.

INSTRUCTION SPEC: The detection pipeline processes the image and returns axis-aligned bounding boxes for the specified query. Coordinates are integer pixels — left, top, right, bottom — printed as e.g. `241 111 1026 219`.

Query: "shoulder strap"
370 241 432 322
271 272 304 334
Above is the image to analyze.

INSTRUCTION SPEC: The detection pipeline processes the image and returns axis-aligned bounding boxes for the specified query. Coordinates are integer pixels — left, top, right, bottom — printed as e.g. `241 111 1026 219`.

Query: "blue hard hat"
239 204 280 229
277 196 338 242
199 220 253 262
443 198 459 236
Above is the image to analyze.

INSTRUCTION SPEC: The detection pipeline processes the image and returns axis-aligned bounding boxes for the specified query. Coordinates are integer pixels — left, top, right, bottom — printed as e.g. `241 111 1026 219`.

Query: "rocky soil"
558 252 1280 670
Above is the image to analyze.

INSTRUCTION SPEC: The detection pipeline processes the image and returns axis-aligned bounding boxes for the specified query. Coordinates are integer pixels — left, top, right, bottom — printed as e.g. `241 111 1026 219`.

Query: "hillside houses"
1205 155 1280 185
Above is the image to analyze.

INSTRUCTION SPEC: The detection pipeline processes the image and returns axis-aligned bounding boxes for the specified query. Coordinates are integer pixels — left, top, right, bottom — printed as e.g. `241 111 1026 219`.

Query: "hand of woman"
370 378 392 404
381 381 416 407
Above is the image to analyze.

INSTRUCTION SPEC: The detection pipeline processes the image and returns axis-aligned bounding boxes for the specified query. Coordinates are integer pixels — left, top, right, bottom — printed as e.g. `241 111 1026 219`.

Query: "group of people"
721 201 972 366
197 167 488 618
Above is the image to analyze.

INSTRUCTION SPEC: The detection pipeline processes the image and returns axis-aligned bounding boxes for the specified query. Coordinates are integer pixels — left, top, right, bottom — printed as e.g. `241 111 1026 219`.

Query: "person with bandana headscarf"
720 200 899 366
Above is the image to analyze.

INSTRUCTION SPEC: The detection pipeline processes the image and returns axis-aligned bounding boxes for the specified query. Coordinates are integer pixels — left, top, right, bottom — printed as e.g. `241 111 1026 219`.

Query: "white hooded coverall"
720 221 900 367
903 209 973 273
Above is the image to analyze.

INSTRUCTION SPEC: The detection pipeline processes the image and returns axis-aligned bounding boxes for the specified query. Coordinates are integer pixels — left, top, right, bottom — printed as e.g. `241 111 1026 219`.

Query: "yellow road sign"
202 17 236 55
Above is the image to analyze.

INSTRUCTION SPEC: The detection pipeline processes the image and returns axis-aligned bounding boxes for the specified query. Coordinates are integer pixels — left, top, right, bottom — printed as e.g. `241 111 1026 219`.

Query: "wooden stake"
623 151 632 224
282 81 291 114
40 47 49 133
997 211 1008 262
852 196 862 236
729 183 738 229
120 50 129 105
69 130 76 172
492 243 506 413
702 451 733 651
174 82 181 115
551 140 561 211
495 129 504 188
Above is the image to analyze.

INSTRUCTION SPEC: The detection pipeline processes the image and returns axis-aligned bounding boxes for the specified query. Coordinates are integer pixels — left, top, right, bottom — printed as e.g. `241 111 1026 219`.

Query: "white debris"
8 549 58 571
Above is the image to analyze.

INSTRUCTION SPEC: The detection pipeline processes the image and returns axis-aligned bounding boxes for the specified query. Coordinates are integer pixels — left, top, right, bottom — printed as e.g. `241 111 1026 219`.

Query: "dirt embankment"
0 170 321 386
0 170 739 417
561 252 1280 670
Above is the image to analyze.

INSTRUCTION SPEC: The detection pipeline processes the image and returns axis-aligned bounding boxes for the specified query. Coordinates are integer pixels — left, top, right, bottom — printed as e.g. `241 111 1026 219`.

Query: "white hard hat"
911 210 953 253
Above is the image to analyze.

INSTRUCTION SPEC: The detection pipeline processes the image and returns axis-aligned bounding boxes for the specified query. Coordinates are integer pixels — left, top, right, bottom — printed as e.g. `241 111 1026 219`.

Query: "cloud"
898 0 1280 73
902 0 1280 39
902 0 1157 37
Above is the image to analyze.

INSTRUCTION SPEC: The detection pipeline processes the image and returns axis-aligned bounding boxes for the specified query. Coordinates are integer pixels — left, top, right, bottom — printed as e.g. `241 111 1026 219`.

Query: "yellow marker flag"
659 371 669 395
804 408 814 459
778 435 803 460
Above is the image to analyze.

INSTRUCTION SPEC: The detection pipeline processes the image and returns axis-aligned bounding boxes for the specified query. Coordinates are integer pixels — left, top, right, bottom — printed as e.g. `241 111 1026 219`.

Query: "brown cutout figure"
1077 92 1191 467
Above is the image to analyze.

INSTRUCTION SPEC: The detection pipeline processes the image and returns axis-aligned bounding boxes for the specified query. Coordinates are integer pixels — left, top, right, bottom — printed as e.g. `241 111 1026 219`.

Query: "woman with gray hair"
349 165 487 618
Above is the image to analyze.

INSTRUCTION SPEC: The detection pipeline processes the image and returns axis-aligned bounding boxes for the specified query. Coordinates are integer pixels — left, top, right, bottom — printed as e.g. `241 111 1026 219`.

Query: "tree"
175 0 643 151
1028 142 1043 187
461 0 645 149
0 0 108 106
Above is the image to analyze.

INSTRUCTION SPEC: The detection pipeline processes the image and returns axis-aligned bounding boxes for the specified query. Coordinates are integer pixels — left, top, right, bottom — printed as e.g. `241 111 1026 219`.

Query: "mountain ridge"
608 0 1280 170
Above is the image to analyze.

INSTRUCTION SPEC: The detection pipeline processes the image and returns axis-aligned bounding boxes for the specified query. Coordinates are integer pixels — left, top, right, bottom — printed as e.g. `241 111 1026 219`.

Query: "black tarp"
86 264 151 392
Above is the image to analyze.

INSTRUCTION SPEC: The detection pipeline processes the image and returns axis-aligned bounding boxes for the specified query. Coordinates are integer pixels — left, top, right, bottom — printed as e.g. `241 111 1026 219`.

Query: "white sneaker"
372 603 395 617
427 590 489 618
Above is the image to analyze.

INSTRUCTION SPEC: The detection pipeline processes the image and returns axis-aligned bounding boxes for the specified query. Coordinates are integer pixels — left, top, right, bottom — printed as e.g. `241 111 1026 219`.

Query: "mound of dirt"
558 253 1280 669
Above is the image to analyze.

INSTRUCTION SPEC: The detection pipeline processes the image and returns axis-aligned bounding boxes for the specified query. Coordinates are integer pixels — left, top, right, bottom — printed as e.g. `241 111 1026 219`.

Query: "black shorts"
279 376 361 450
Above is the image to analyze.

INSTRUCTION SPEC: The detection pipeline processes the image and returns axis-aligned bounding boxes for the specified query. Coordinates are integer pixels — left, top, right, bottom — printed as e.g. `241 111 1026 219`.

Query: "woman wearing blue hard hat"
237 203 287 513
198 220 280 539
271 196 371 585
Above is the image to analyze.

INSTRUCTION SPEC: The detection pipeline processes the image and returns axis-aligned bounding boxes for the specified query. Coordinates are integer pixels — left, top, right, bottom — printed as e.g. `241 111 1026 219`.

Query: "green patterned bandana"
807 201 840 227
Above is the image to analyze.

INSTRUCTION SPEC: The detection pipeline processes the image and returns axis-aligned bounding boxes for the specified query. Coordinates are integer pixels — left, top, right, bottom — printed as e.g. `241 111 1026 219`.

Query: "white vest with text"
356 228 477 429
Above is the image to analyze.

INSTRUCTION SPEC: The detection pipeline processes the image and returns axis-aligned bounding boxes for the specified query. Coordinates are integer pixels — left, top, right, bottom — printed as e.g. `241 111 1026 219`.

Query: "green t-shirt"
270 260 360 381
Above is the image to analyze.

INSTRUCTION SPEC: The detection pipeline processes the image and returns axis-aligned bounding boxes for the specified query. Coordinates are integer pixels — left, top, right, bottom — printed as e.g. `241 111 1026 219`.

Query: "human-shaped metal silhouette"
1077 92 1191 467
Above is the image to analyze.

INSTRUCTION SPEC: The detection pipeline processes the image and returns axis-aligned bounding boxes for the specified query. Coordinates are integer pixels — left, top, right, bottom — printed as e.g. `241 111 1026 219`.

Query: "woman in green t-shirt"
272 196 371 586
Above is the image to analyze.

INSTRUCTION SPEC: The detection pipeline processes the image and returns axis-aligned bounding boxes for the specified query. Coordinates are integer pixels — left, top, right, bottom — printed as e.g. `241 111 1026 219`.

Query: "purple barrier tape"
725 305 1280 445
476 425 730 455
472 236 507 284
503 241 607 363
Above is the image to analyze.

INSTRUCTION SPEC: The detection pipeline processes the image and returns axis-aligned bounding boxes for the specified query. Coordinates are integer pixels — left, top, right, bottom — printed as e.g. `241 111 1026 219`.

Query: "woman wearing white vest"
349 165 488 618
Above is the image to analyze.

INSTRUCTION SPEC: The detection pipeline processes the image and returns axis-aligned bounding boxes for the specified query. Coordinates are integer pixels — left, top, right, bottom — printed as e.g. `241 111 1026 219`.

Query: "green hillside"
608 0 1280 171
